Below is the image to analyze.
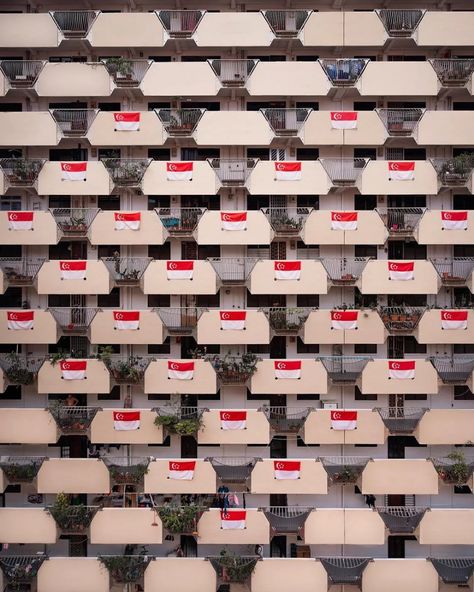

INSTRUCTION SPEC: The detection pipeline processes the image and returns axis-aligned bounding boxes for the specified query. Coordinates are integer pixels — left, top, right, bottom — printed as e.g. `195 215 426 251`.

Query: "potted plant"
157 504 203 534
439 153 474 185
209 550 259 584
330 465 361 484
107 461 149 485
270 212 302 234
208 352 259 384
435 450 472 485
59 215 87 235
104 57 134 80
2 352 36 385
48 492 96 533
0 458 44 483
108 356 146 384
98 554 150 584
154 410 203 436
6 159 40 185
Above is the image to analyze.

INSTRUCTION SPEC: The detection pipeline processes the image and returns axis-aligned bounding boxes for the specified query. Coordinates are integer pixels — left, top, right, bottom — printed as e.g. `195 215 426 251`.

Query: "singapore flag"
168 460 196 480
274 360 301 379
114 212 141 231
274 162 302 181
441 310 468 330
330 111 358 130
168 360 194 380
441 211 468 231
220 311 246 330
221 212 247 231
388 261 414 281
388 161 415 181
166 260 194 280
166 162 193 181
221 510 246 530
113 311 140 330
388 360 416 380
7 310 34 331
331 310 358 330
274 460 301 480
331 212 358 231
60 359 87 380
220 410 247 430
8 211 34 231
59 260 87 280
60 162 87 181
274 261 301 281
113 411 141 431
114 112 140 131
331 410 358 430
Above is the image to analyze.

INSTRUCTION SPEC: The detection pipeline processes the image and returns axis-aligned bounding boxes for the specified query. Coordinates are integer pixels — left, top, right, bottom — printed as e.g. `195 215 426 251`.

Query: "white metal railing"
261 10 311 36
207 158 257 185
0 258 45 285
156 10 205 37
320 257 370 285
0 158 45 186
101 158 151 186
430 59 474 86
376 9 424 37
50 207 99 236
102 59 151 87
261 108 311 135
376 207 425 237
319 58 368 86
208 59 258 86
431 156 474 186
319 158 368 186
50 109 98 137
50 10 99 37
376 108 425 136
261 207 310 235
0 60 45 87
208 258 259 283
378 307 425 333
101 257 152 284
48 307 100 333
157 207 205 234
155 108 205 135
156 307 206 334
430 258 474 285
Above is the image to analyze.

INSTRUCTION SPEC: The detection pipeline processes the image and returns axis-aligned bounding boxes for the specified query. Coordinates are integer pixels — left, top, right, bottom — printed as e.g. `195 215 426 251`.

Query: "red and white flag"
220 311 246 330
113 311 140 331
274 162 302 181
330 111 358 130
331 211 358 231
8 211 33 231
60 162 87 182
220 410 247 430
59 260 87 280
114 112 140 131
274 260 301 281
221 211 247 231
60 359 87 380
388 261 414 281
113 411 141 431
166 260 194 280
168 360 194 380
7 310 34 331
331 410 358 431
331 310 358 330
441 211 468 231
274 360 301 380
388 161 415 181
114 212 141 231
274 460 301 480
221 510 246 530
388 360 416 380
441 310 468 330
166 162 193 181
168 460 196 480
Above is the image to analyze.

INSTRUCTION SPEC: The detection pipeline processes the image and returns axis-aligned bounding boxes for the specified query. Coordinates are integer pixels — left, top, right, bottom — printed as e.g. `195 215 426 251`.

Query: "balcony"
49 405 98 436
262 307 311 336
261 207 309 237
193 12 274 47
358 62 440 96
101 158 151 188
360 358 439 395
249 260 328 295
303 409 385 445
417 309 474 345
302 210 387 245
145 358 217 395
0 456 46 485
376 407 427 434
252 559 327 592
37 260 112 295
157 307 203 337
88 111 166 147
377 9 424 37
158 207 205 236
247 160 331 195
208 457 259 490
430 356 474 385
319 158 368 187
0 353 42 388
319 356 370 385
376 108 425 137
0 554 48 592
0 309 57 345
195 111 274 145
198 409 270 445
50 207 98 239
208 257 259 285
198 212 272 245
251 459 328 494
209 59 257 86
418 210 474 246
262 506 311 540
416 11 474 46
433 454 474 487
197 309 270 344
321 257 369 287
37 458 110 494
431 155 474 188
361 459 439 494
417 410 474 444
0 112 58 146
91 409 163 445
51 10 98 38
417 112 474 146
47 503 98 537
91 508 162 545
378 306 425 334
101 256 151 287
430 257 474 287
261 108 310 136
0 59 44 88
304 309 386 345
89 210 166 246
144 161 218 195
50 108 97 138
156 108 204 136
261 406 310 434
305 511 384 545
36 62 113 97
0 257 44 290
320 58 368 86
143 260 217 295
208 353 259 385
364 559 439 592
430 58 474 87
98 555 152 588
247 61 331 97
0 410 57 444
0 158 44 190
106 355 153 386
376 207 425 240
0 14 61 48
262 10 310 36
38 558 108 592
90 310 163 345
377 506 427 535
250 359 328 395
207 158 257 186
103 456 150 489
38 161 111 196
48 307 98 336
359 260 440 295
102 58 151 87
320 456 369 486
0 511 56 545
145 459 216 494
0 210 57 246
157 10 204 37
37 358 111 394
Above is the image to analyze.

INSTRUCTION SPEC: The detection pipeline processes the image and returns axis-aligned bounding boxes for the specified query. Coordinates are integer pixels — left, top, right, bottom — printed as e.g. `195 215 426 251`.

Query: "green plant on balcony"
104 57 134 78
98 553 150 584
59 215 87 234
48 492 95 533
435 450 472 485
211 550 259 584
103 159 145 185
269 211 302 233
208 352 259 383
107 462 149 485
3 352 35 385
0 459 42 483
157 504 202 534
7 159 39 184
330 465 361 484
268 308 306 332
107 356 145 384
0 556 45 586
439 153 474 184
154 411 202 436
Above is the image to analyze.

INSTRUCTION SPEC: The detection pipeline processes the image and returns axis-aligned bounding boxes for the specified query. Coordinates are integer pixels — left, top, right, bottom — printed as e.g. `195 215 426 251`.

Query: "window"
0 385 21 400
97 288 120 308
148 337 171 355
98 102 121 111
148 243 171 260
453 194 473 210
98 195 120 210
0 288 22 308
148 56 172 62
148 102 171 111
354 148 376 160
147 295 171 308
181 148 219 161
98 148 120 159
185 101 220 111
387 195 426 208
298 195 319 209
453 102 474 111
454 344 474 354
247 292 286 308
148 149 171 161
49 148 88 162
355 343 377 354
148 195 170 210
296 55 319 61
297 393 320 401
354 245 377 258
296 337 319 354
296 148 319 160
454 386 474 401
355 195 377 210
355 386 377 401
388 241 426 260
0 103 22 111
98 385 121 401
404 393 427 401
296 101 319 111
196 294 220 307
403 336 427 354
296 294 319 307
354 101 376 111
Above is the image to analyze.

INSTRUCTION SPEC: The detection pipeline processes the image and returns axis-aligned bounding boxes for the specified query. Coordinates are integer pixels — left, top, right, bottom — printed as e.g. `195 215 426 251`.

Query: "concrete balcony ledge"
37 161 111 196
37 358 111 394
89 210 166 245
357 61 440 96
249 260 329 295
359 160 438 195
90 508 162 545
303 409 385 445
36 62 113 97
197 309 270 344
250 358 328 395
250 458 328 494
195 210 273 245
0 309 57 344
198 409 271 445
361 459 439 494
359 260 440 295
0 112 59 146
0 211 58 245
145 459 216 494
144 358 217 394
143 260 217 295
90 309 164 345
360 358 439 395
37 260 112 295
0 508 57 544
304 309 386 345
87 111 166 146
247 160 331 195
142 160 219 195
303 210 388 246
37 458 110 494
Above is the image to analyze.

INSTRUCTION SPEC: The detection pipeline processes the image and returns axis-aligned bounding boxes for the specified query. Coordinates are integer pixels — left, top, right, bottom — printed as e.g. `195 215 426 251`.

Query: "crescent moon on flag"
223 214 231 221
62 262 70 270
63 164 71 171
334 213 341 220
116 313 123 319
116 413 124 420
392 362 400 369
333 412 341 419
171 462 179 470
222 312 230 319
276 262 285 270
333 313 341 319
169 163 176 171
276 163 285 171
390 163 399 170
116 114 124 120
62 363 70 369
171 363 179 370
277 362 286 369
389 263 398 270
10 213 17 220
334 112 342 120
222 412 231 420
10 313 17 320
444 212 451 219
444 313 451 320
169 262 177 270
276 462 284 470
117 214 124 221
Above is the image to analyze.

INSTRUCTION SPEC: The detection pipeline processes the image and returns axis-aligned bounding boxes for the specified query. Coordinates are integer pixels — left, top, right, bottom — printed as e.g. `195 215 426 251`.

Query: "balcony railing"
0 257 44 286
378 306 425 333
261 10 311 36
0 60 45 88
430 356 474 384
430 59 474 87
319 58 368 86
157 207 205 235
208 555 260 585
50 207 98 238
319 158 368 187
0 158 45 187
47 504 99 534
102 158 151 187
429 558 474 585
48 307 100 334
260 108 311 136
261 406 311 433
376 207 425 238
320 257 369 286
376 9 424 37
262 506 312 535
208 59 258 86
261 207 310 236
207 158 257 186
376 407 427 434
208 257 259 285
102 257 151 286
0 555 46 590
50 108 98 137
432 455 474 486
207 353 259 384
431 156 474 187
156 108 204 135
51 10 99 37
0 456 45 484
376 108 425 137
430 257 474 286
208 457 259 488
318 356 371 384
103 456 151 486
106 355 153 385
376 506 427 534
102 59 151 87
49 405 99 435
319 558 371 587
156 307 205 335
156 10 205 37
320 456 370 484
261 307 312 334
98 555 152 585
158 504 207 535
0 354 43 386
155 406 205 437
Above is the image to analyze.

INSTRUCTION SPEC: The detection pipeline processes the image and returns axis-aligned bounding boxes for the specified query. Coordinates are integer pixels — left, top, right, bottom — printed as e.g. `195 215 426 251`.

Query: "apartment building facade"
0 2 473 592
